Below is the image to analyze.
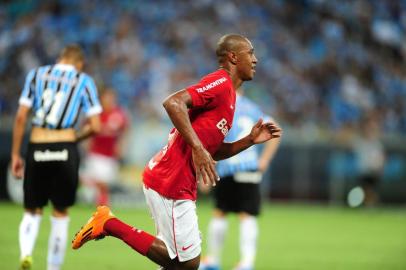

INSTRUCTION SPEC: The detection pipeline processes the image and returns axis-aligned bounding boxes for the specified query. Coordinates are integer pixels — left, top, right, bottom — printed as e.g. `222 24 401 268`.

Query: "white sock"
206 217 228 265
48 264 62 270
239 216 258 268
47 216 69 270
19 212 42 259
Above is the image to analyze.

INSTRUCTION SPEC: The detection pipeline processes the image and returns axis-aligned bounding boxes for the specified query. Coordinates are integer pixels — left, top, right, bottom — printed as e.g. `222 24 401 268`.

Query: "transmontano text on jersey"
196 77 227 93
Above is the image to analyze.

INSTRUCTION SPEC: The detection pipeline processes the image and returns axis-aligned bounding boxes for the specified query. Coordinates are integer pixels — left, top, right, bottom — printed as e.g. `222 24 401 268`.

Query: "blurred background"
1 0 405 205
0 1 406 270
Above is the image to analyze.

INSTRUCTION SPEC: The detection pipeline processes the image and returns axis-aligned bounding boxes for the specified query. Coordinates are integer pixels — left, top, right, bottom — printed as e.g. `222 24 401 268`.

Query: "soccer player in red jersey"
81 88 129 206
72 34 281 270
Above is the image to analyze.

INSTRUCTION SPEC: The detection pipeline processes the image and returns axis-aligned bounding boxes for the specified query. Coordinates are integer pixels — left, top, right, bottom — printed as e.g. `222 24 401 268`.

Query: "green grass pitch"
0 201 405 270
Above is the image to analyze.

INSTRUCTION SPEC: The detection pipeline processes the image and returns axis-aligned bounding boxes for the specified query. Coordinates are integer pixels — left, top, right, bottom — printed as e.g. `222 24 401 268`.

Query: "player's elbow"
212 151 225 161
91 121 101 134
163 96 182 113
14 106 30 125
92 124 101 135
14 113 26 126
89 116 101 134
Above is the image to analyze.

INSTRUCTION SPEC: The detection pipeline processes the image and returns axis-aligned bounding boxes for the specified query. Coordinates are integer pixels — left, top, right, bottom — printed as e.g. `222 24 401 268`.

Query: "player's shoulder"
195 69 231 93
78 71 92 80
78 72 97 86
114 106 127 116
237 95 266 116
200 69 229 83
25 65 47 79
238 95 259 109
33 65 51 74
25 68 37 79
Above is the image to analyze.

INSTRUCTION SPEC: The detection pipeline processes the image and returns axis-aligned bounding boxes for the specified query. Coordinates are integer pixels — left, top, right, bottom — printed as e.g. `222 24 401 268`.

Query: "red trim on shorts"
172 201 179 257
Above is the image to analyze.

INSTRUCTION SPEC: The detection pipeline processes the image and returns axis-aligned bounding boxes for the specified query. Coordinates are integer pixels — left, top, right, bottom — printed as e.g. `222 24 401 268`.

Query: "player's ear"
227 51 237 65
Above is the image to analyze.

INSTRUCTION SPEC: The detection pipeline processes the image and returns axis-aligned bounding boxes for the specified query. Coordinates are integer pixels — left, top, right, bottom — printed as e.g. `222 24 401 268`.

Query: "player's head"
216 34 257 81
100 87 117 111
58 44 85 71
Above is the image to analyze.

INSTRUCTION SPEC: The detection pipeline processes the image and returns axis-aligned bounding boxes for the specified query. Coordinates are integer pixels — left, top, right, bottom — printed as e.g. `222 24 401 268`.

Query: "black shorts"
360 173 380 188
213 174 261 216
24 142 79 209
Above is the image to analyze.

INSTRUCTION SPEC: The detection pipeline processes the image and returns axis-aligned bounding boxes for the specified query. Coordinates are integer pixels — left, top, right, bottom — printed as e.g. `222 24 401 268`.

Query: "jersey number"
35 88 65 126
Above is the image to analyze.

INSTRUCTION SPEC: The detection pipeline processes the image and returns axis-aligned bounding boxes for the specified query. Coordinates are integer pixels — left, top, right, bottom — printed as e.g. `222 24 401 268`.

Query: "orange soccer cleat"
71 206 115 250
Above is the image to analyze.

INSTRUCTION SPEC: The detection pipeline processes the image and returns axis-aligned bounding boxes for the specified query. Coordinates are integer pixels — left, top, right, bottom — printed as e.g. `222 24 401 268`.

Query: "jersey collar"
54 63 76 71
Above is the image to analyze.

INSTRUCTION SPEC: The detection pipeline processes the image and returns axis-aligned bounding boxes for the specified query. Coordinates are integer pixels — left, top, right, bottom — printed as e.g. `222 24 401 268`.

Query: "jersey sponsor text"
196 77 227 93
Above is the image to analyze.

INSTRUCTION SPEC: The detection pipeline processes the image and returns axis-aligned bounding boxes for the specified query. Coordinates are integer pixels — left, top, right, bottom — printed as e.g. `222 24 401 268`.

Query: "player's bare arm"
163 89 219 186
116 116 130 159
11 105 31 179
213 118 281 161
75 114 101 142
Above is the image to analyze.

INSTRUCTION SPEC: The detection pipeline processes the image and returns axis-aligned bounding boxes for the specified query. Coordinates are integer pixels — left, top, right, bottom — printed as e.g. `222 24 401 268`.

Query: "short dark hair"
216 34 248 63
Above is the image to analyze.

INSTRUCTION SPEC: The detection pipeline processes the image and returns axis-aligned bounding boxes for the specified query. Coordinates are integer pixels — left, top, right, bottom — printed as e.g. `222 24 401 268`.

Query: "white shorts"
82 153 119 184
143 185 201 262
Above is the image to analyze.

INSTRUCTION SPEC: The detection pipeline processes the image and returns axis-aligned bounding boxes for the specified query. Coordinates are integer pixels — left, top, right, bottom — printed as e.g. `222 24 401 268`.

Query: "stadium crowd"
1 0 405 139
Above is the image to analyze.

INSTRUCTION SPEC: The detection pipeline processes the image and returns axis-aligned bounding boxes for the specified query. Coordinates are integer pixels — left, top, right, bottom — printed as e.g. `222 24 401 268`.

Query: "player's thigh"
213 176 239 212
143 186 201 263
239 182 261 216
50 143 80 209
23 143 51 209
82 153 118 184
173 199 201 262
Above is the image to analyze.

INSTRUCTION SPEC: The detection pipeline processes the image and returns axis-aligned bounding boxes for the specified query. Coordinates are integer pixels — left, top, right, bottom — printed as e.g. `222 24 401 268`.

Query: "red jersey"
89 107 128 158
143 69 236 200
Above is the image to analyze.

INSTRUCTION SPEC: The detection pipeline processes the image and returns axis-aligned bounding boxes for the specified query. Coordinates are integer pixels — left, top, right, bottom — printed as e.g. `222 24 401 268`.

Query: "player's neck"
218 66 243 90
58 59 80 71
219 66 231 76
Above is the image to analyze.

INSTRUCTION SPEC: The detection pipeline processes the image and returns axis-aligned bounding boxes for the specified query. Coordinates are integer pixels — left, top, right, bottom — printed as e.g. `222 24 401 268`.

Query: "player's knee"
238 212 253 220
213 208 226 218
179 262 199 270
177 256 200 270
188 261 200 270
52 207 68 217
25 208 43 215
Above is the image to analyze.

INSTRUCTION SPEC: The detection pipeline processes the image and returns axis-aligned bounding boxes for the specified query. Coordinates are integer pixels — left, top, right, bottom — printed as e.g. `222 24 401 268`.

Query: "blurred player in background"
11 45 101 270
200 90 281 270
81 88 129 206
352 115 385 207
72 34 281 270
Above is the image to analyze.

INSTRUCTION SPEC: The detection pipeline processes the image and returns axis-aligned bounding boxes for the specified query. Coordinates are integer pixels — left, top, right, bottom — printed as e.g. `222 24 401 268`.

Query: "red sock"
104 218 155 256
96 191 109 206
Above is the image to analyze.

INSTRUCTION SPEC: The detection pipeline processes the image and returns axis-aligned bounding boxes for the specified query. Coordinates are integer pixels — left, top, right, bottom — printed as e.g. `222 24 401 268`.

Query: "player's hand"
11 154 24 179
249 118 281 144
192 145 219 186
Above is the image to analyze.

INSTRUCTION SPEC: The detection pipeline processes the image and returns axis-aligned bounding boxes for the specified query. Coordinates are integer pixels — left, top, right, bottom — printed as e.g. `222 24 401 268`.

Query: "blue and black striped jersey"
19 64 102 129
217 95 272 178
